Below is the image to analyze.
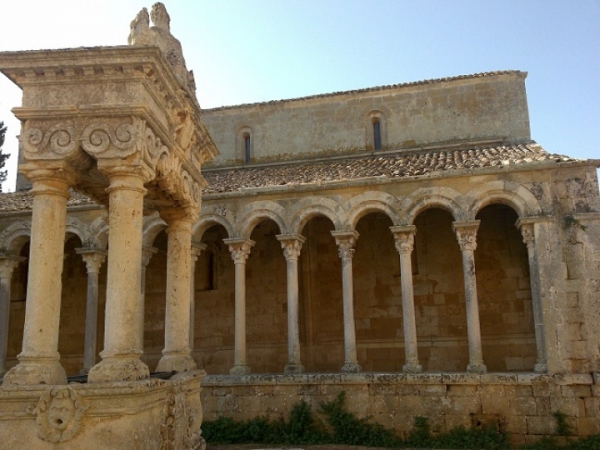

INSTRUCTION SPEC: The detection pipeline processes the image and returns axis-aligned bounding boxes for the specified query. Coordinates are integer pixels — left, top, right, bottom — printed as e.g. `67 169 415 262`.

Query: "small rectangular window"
244 135 251 163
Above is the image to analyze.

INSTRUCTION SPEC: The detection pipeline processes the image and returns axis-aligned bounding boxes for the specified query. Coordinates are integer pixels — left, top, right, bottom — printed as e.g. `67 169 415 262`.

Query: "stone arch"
401 187 465 225
193 214 234 241
142 213 167 247
466 181 543 220
288 197 344 235
88 216 109 250
64 217 90 246
0 221 32 254
236 201 286 238
344 191 401 229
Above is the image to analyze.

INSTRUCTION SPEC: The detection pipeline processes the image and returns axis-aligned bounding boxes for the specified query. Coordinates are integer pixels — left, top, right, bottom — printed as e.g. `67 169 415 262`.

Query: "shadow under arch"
344 191 401 229
193 214 234 242
465 181 543 220
289 198 344 235
401 187 465 225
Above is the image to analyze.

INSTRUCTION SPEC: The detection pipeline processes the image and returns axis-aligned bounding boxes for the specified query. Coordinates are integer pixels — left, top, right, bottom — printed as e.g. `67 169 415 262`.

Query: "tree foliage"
0 121 10 192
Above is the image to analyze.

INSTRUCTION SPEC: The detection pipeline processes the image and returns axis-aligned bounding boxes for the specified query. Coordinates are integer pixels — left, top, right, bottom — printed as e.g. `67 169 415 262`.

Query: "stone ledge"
202 372 593 387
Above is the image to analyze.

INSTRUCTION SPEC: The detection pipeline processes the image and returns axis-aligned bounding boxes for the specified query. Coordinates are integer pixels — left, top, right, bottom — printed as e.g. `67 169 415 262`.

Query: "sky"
0 0 598 192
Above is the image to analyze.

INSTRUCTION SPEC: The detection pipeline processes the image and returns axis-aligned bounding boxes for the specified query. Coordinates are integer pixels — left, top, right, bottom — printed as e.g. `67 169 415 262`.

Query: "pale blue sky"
1 1 598 191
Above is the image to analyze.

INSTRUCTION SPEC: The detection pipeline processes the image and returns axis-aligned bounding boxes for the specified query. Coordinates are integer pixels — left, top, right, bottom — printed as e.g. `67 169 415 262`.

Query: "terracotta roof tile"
202 143 577 194
0 142 579 209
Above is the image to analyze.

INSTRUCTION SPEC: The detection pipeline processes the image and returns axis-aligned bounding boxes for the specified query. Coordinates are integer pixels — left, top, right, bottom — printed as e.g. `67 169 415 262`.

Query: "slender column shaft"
518 220 548 373
0 258 23 375
224 238 255 375
453 221 486 374
277 234 306 374
76 250 107 373
332 231 361 373
391 226 422 373
156 209 197 373
189 244 205 352
3 172 73 386
88 170 149 383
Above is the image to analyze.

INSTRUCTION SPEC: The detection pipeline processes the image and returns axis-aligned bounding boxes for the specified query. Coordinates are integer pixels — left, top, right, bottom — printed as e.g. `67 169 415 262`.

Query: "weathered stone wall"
202 72 531 166
201 373 600 446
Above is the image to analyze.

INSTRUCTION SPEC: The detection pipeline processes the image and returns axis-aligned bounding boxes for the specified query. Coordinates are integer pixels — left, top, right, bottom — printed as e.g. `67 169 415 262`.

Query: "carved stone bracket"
331 230 359 261
276 234 306 261
224 239 255 264
390 225 416 254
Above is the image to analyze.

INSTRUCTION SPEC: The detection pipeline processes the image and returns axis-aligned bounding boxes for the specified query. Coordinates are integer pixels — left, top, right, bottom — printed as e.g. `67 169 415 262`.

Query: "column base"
229 364 251 376
467 363 487 374
402 363 423 374
284 363 305 374
87 353 149 383
2 355 67 386
341 362 361 373
534 362 548 373
156 353 197 373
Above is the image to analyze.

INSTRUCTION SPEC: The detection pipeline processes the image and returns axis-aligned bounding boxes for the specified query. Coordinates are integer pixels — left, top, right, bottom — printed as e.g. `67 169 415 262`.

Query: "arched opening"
298 216 343 372
246 219 286 373
194 224 233 374
413 208 467 371
143 230 168 370
6 241 30 373
353 212 399 371
58 234 88 375
475 204 535 372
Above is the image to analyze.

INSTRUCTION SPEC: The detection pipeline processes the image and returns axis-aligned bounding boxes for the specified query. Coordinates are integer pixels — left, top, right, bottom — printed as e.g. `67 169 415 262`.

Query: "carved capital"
223 238 255 264
155 151 203 212
452 221 480 252
160 206 198 226
390 225 416 254
0 256 26 279
99 163 154 190
331 230 359 261
20 163 79 197
519 223 535 249
276 234 306 261
142 246 158 267
75 249 107 274
191 243 207 263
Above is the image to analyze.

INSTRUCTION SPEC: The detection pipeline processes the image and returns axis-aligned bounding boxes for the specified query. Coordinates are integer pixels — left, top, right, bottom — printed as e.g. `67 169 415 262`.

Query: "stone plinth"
0 370 206 449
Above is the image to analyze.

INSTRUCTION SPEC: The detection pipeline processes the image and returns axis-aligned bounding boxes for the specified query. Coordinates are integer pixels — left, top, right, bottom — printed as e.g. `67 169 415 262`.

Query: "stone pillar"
390 226 422 373
3 168 75 386
189 244 206 352
156 208 197 373
223 238 255 375
88 168 150 383
0 256 25 375
453 220 487 374
331 230 361 373
517 219 548 373
75 249 107 374
140 245 158 349
277 234 306 374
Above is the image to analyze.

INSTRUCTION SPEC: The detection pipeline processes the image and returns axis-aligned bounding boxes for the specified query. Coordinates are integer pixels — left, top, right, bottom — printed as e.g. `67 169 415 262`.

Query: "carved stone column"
390 225 422 373
223 238 255 375
331 230 361 373
75 249 107 374
88 167 151 383
156 208 197 373
189 244 206 352
277 234 306 374
453 220 487 374
517 219 548 373
140 245 158 349
3 167 76 386
0 256 25 375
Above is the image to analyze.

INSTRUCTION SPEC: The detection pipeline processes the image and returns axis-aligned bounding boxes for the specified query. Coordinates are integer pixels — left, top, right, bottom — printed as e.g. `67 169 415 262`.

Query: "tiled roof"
202 143 577 194
0 142 580 210
0 189 95 212
203 71 526 112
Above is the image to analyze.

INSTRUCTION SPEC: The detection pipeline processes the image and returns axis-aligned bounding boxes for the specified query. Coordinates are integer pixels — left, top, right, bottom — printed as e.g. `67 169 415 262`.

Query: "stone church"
1 4 600 447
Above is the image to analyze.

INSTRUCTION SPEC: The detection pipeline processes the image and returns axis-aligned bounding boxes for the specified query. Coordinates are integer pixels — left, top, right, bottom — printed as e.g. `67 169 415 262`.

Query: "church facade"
1 69 600 443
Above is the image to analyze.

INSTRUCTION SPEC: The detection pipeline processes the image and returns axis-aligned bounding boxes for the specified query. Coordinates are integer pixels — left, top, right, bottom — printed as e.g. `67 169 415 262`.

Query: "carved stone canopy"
0 46 219 214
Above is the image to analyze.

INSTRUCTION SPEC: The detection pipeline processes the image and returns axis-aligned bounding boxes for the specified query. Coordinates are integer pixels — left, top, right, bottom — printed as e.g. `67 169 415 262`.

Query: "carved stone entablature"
0 45 218 212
